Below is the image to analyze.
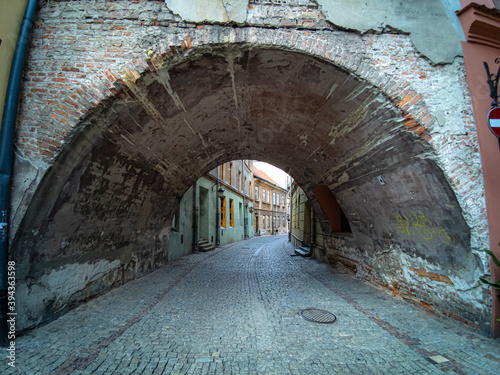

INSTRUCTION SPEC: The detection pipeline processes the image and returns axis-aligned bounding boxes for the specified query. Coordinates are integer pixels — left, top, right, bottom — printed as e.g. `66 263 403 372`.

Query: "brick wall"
8 0 491 333
326 236 491 332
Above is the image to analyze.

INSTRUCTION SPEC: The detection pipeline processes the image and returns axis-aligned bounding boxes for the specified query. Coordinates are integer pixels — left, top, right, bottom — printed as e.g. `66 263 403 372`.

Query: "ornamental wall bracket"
484 60 500 145
484 59 500 108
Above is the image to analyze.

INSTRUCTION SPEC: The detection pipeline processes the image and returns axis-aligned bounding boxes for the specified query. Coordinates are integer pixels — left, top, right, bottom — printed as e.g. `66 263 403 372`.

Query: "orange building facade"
457 0 500 337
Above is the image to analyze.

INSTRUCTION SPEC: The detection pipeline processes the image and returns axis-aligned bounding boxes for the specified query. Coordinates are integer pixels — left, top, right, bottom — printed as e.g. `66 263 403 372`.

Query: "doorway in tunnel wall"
199 186 210 243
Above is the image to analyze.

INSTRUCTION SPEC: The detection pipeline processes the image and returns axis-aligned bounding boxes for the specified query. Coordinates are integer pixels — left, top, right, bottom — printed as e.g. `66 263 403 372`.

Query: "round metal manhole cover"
299 308 337 324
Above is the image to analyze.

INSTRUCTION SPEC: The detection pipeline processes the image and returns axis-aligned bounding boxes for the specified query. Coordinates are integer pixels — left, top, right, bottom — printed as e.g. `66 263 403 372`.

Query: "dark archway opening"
10 46 475 332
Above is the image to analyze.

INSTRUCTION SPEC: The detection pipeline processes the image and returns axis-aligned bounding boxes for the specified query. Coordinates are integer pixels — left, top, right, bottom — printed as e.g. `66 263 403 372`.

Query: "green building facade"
169 161 255 260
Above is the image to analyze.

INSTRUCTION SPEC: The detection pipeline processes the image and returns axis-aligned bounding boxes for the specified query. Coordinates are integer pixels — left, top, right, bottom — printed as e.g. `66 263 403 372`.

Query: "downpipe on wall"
271 187 274 235
215 168 220 247
0 0 38 347
242 160 247 240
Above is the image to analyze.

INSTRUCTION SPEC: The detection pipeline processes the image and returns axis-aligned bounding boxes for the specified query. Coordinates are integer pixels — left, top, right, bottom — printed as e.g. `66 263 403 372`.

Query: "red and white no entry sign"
487 107 500 139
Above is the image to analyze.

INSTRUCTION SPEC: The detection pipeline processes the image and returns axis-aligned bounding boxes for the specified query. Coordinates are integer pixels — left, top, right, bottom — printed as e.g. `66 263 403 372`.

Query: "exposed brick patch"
410 267 454 285
484 354 500 363
326 246 483 331
19 5 441 166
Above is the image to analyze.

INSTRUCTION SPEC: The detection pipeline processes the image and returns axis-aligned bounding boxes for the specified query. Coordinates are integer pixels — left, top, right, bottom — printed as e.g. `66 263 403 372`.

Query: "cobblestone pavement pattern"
2 235 500 374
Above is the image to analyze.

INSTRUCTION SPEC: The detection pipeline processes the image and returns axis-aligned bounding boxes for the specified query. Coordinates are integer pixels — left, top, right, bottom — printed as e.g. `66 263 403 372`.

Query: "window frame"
229 199 234 228
229 162 233 185
221 196 226 228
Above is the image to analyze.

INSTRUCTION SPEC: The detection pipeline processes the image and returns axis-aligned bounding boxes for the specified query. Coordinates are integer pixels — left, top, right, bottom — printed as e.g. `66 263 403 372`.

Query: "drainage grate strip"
299 308 337 324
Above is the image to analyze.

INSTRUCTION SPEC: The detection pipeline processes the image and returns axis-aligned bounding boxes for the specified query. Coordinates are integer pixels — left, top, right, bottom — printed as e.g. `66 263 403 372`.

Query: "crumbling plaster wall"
9 0 490 332
167 0 464 63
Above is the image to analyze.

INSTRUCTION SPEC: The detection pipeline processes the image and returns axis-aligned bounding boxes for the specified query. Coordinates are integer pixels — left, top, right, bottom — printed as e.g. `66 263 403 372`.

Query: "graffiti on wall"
396 213 455 246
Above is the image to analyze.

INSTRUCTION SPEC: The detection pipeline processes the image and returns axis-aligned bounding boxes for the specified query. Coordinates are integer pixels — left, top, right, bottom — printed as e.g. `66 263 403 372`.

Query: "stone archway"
10 44 488 332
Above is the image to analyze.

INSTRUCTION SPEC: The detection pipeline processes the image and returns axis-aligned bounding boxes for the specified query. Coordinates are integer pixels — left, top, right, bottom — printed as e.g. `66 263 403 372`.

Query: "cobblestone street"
2 235 500 374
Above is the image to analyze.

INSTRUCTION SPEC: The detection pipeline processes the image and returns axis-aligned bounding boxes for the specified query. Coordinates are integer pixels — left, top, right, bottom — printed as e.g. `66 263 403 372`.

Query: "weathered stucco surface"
16 259 122 330
9 0 490 333
316 0 464 63
166 0 248 23
165 0 464 63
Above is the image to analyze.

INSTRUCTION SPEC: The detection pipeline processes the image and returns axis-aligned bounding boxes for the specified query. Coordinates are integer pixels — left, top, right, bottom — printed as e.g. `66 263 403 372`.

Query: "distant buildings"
169 161 291 259
253 166 288 236
168 160 255 259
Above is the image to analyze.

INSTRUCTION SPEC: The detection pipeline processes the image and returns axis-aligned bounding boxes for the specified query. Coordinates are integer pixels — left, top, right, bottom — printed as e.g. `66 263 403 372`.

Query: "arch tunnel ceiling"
13 47 470 277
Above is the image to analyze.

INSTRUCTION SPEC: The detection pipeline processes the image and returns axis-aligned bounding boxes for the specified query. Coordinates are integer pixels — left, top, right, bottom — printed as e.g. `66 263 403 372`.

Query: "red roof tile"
253 166 279 186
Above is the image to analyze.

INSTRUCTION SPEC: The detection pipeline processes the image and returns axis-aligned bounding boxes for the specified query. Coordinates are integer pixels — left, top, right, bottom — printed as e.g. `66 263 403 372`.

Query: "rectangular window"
238 171 242 191
294 196 299 228
263 216 266 229
171 208 180 232
221 163 226 181
277 194 280 206
229 199 234 227
221 197 226 228
229 162 233 185
283 215 285 227
255 186 259 200
267 191 270 203
262 188 266 202
277 216 280 227
273 216 276 229
282 195 285 207
267 215 270 228
273 192 276 205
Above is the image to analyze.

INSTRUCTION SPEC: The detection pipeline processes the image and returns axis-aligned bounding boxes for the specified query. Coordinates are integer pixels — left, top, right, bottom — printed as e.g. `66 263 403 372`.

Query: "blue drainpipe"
0 0 38 347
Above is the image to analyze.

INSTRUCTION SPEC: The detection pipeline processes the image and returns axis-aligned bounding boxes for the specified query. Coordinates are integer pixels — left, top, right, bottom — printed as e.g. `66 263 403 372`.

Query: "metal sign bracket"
484 60 500 148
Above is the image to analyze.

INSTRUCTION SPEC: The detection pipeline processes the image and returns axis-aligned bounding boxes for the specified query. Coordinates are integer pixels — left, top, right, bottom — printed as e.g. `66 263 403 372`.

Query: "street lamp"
217 188 225 198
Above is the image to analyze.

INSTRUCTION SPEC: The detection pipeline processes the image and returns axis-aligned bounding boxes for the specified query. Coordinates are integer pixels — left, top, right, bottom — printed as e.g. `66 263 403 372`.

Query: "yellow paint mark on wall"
396 213 455 246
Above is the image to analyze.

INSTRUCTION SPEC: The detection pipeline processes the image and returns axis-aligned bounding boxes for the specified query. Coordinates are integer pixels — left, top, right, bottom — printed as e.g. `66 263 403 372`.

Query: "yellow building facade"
253 167 288 236
0 0 28 128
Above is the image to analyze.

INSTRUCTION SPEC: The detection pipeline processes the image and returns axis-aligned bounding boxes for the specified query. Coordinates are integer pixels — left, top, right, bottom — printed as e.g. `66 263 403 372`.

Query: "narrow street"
3 235 500 374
